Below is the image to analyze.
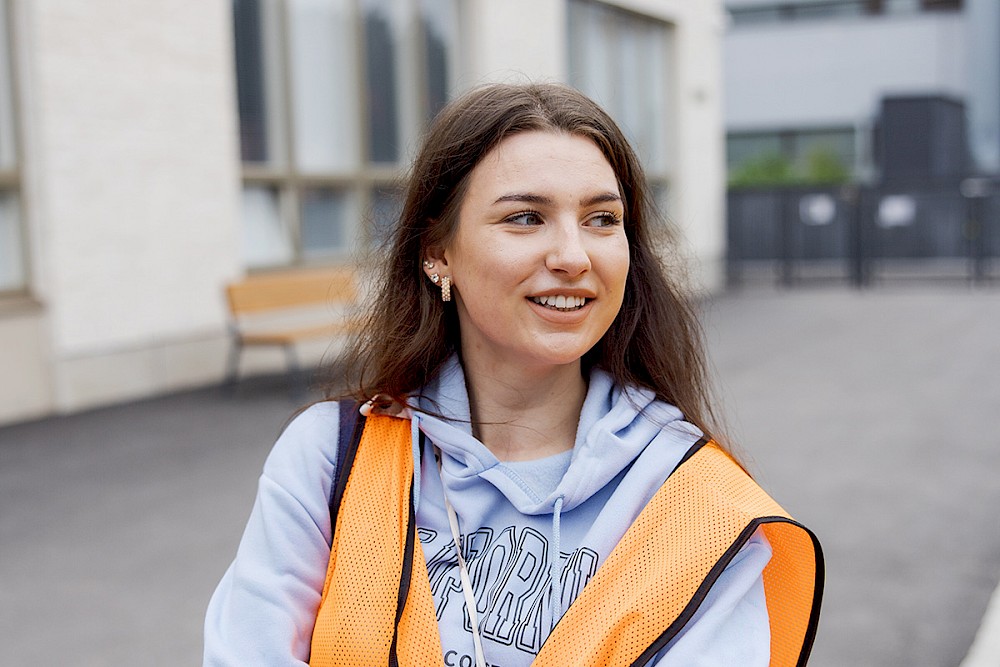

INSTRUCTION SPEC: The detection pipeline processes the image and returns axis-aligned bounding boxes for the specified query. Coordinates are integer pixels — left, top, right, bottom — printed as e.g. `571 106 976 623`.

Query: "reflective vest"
310 410 823 666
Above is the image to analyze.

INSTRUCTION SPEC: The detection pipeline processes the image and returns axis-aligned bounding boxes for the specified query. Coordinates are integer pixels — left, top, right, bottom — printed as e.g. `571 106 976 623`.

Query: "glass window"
727 128 856 185
362 0 403 164
883 0 922 13
241 186 293 267
418 0 457 122
793 2 867 19
921 0 963 8
728 0 963 25
728 7 785 26
0 193 23 291
0 0 23 294
233 0 287 166
289 0 359 173
232 0 458 268
728 134 784 172
369 186 404 248
794 129 856 172
568 1 672 204
300 188 356 259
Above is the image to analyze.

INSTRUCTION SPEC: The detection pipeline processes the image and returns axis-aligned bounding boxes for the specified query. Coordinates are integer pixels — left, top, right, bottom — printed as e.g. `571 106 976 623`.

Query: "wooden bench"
224 267 358 391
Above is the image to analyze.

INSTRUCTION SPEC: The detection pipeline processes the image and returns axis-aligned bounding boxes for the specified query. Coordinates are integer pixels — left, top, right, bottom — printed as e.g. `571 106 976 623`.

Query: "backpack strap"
329 399 366 532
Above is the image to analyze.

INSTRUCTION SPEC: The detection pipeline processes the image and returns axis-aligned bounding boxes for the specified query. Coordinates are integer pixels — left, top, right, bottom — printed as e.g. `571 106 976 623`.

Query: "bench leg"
224 341 242 395
284 345 308 401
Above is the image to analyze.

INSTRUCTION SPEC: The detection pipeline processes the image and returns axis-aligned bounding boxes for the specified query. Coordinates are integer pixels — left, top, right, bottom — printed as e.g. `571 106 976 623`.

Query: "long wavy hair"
332 82 722 443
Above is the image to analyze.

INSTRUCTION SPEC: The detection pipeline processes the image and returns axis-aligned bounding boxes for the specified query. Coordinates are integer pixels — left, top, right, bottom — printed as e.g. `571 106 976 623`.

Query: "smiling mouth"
530 295 590 311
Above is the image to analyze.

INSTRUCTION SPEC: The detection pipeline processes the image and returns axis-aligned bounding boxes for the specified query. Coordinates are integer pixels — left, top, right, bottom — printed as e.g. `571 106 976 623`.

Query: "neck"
462 357 587 462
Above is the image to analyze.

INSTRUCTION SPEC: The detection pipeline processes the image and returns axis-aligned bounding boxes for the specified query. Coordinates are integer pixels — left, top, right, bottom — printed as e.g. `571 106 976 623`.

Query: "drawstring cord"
410 416 423 513
438 448 488 667
549 495 565 630
434 439 568 665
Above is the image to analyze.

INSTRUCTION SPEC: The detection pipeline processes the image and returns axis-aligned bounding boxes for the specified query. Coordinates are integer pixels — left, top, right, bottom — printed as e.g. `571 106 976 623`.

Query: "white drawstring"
435 445 568 663
549 495 565 629
410 416 423 513
438 449 488 667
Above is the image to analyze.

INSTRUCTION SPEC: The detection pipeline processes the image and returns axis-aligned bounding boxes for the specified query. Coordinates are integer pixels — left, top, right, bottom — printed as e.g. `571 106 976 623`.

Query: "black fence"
726 180 999 288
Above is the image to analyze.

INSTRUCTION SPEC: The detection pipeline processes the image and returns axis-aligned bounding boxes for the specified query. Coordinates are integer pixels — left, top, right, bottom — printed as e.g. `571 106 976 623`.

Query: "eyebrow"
581 192 623 207
493 192 623 206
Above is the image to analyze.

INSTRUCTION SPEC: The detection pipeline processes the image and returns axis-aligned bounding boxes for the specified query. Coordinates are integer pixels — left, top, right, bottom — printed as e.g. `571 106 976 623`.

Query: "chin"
524 344 597 369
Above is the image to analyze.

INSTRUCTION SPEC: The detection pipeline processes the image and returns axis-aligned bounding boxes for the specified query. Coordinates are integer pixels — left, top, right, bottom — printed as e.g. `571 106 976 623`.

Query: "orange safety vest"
310 412 823 666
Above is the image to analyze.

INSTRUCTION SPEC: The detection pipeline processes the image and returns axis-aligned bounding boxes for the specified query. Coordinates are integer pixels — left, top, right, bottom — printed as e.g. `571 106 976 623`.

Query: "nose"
545 221 591 277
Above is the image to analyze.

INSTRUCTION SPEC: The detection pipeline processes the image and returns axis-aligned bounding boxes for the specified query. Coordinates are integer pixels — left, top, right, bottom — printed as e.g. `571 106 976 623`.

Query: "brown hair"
333 82 722 442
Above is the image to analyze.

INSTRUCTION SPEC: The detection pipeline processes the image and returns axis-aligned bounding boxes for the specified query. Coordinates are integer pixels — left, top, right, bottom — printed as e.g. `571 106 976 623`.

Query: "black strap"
329 399 366 533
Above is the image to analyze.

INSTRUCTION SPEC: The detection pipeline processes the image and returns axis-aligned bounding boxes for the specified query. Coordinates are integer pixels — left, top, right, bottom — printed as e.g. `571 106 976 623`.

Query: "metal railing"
726 178 998 288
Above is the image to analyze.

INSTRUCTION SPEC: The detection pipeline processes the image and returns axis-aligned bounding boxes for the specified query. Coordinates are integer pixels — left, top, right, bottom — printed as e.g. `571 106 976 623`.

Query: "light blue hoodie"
205 357 771 666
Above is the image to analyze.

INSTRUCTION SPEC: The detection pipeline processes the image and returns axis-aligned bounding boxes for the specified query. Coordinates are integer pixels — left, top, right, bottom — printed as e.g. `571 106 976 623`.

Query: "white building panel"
725 12 967 131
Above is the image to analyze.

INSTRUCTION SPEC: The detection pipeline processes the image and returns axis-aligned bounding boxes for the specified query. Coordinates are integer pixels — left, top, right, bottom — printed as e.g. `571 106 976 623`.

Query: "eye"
585 212 623 228
504 211 544 226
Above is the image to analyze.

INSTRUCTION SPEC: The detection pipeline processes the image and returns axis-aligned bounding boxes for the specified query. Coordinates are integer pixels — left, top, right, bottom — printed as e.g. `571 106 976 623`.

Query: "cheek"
603 242 631 294
456 244 534 291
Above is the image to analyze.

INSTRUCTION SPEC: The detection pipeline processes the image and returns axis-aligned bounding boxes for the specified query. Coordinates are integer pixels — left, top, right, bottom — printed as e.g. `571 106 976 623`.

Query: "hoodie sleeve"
203 402 341 667
649 527 773 666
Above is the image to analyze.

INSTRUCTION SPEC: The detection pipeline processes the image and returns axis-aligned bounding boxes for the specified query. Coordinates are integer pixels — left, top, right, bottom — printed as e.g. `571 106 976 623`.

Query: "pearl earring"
441 276 451 302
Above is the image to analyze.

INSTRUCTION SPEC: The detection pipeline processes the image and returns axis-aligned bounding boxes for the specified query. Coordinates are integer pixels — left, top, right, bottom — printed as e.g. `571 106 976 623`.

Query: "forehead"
467 130 618 194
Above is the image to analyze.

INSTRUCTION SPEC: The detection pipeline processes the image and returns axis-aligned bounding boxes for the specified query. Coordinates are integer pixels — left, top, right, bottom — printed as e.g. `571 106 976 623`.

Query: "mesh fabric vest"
309 412 823 666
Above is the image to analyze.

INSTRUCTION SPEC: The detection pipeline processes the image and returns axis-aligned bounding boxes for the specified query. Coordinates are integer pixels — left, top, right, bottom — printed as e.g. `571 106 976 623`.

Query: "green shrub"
728 152 797 188
728 145 850 188
804 146 850 185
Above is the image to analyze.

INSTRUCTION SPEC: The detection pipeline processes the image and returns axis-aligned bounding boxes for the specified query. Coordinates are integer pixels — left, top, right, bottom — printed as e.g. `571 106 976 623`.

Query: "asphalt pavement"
1 285 998 666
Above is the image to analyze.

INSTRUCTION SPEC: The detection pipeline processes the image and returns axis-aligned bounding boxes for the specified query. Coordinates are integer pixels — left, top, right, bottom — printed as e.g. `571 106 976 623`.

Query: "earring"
430 273 440 284
423 260 435 269
441 276 451 302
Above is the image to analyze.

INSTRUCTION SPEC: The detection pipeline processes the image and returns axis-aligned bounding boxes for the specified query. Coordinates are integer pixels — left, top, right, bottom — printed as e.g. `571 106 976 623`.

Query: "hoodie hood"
411 356 701 515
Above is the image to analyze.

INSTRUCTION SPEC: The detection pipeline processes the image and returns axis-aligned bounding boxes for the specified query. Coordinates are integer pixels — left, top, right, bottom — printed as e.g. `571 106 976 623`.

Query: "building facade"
723 0 999 182
0 0 726 425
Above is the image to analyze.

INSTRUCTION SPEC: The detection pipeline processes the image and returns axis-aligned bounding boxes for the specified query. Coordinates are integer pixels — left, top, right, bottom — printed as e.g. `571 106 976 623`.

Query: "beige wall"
0 304 51 423
0 0 242 422
458 0 569 84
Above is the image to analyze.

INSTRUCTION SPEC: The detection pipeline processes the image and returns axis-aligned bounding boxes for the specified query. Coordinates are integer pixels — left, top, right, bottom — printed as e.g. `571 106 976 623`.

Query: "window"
727 0 963 26
232 0 458 268
568 1 672 215
0 0 24 294
727 128 857 185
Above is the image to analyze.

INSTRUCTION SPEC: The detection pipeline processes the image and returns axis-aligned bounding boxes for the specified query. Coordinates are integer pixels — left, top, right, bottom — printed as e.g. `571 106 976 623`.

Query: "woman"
205 83 822 666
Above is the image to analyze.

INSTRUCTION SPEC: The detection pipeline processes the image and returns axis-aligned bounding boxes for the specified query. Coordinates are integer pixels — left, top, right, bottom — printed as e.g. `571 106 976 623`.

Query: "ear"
421 246 451 282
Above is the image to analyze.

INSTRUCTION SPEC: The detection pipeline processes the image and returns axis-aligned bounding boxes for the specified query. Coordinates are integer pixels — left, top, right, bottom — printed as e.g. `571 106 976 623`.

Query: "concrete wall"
0 0 242 422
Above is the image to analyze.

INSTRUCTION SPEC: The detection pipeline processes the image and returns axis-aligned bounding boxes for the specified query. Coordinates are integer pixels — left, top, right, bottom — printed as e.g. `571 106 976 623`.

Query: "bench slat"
227 267 356 314
238 321 357 346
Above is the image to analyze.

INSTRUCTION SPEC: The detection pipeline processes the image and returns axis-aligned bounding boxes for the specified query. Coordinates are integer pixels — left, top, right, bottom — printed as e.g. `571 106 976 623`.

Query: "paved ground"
1 286 999 665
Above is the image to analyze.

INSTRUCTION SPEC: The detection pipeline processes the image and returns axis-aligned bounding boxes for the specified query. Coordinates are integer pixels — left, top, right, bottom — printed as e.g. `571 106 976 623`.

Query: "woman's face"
428 130 630 374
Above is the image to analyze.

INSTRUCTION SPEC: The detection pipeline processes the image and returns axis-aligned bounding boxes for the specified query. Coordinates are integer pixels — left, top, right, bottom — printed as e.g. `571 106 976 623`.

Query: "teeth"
531 295 587 310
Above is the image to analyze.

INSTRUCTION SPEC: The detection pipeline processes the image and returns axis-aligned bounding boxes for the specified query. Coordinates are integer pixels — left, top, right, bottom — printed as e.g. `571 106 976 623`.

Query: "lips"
530 295 589 311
